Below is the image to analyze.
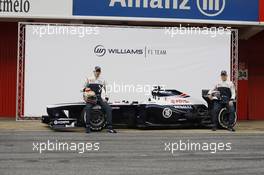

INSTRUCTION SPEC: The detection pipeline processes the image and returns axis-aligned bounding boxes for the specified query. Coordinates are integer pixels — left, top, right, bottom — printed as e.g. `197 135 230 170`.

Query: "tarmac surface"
0 119 264 175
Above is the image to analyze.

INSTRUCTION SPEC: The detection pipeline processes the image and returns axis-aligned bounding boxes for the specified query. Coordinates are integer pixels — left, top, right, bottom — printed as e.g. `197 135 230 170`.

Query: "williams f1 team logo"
94 45 106 57
94 45 166 57
197 0 225 17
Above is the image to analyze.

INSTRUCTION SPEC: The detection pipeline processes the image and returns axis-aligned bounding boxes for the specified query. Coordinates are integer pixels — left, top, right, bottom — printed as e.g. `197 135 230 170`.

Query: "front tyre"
218 108 237 129
81 105 106 131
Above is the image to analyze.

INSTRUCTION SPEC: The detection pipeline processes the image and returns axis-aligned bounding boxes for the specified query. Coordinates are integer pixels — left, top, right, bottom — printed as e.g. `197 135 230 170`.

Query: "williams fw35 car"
42 86 237 131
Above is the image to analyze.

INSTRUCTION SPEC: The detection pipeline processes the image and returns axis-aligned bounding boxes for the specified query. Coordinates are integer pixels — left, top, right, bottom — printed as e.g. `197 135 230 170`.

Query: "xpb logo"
94 45 106 57
197 0 225 17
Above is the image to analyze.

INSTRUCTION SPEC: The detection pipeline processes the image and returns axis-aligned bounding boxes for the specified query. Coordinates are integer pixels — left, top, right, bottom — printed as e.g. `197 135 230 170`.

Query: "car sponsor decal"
162 107 173 119
170 99 190 104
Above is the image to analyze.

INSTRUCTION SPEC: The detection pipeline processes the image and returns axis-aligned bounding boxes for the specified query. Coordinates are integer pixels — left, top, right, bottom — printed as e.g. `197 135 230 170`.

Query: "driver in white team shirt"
208 70 236 132
83 66 116 134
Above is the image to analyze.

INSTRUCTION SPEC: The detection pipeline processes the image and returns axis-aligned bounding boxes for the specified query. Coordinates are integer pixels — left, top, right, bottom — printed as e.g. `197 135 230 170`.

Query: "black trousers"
211 100 236 128
84 97 113 129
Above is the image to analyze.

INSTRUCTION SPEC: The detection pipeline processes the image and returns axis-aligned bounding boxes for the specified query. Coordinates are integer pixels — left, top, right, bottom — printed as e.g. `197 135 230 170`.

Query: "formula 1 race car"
42 86 237 131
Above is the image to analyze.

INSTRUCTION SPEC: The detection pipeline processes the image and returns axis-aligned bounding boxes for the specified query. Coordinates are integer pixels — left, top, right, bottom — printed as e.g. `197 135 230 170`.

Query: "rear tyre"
81 105 106 131
218 108 237 129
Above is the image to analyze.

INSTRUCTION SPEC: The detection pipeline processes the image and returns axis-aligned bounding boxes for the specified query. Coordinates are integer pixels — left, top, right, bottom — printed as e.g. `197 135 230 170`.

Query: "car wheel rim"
90 110 105 127
218 108 237 128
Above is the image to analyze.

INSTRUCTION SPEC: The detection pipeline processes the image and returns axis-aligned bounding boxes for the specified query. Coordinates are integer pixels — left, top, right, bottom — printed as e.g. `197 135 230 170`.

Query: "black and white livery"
42 86 237 130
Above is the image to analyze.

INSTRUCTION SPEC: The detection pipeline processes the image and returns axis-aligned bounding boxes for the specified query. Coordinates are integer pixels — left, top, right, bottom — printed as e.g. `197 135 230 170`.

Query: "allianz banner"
73 0 259 23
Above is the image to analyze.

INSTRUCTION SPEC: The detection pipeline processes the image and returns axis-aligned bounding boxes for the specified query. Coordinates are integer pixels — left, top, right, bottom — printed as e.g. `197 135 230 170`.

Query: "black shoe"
212 126 217 131
85 126 91 133
228 127 235 132
107 129 117 133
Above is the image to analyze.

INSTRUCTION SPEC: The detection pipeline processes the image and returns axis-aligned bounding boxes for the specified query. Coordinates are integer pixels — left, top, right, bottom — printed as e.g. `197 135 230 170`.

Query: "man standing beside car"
208 70 236 132
83 66 117 134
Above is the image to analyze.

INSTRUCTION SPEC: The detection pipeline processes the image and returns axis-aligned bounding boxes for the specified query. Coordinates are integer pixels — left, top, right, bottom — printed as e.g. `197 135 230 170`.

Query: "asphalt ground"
0 120 264 175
